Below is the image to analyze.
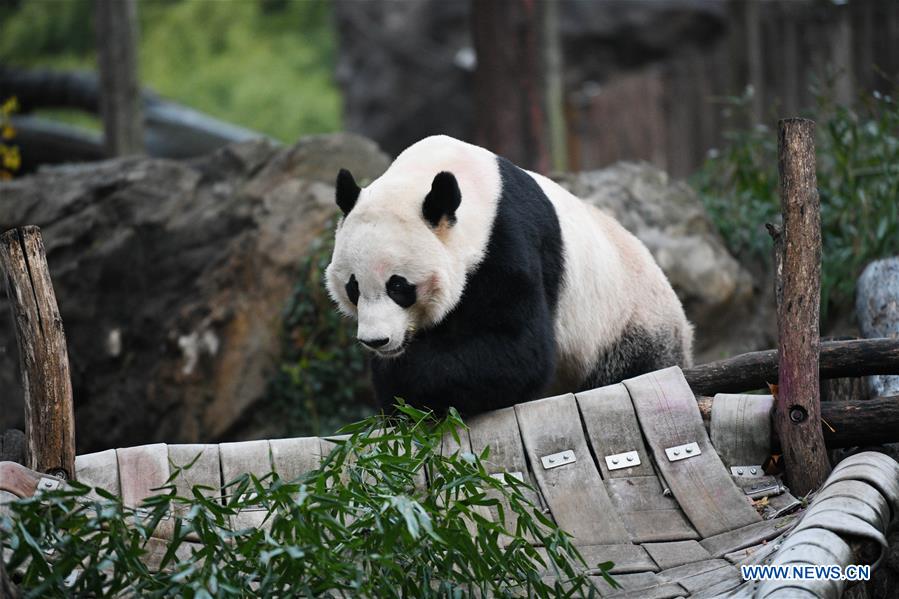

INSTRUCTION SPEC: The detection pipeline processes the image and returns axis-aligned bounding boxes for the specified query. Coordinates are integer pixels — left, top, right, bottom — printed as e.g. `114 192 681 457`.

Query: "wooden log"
772 117 831 495
0 227 75 479
683 337 899 396
95 0 143 156
698 395 899 450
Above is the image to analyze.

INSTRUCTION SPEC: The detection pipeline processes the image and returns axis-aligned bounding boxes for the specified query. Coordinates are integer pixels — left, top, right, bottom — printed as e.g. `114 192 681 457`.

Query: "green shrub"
265 218 374 437
1 406 613 597
693 83 899 318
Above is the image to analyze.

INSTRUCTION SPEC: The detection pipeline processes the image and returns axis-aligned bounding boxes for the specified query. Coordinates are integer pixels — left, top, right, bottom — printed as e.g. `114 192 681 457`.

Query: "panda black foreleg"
371 294 557 416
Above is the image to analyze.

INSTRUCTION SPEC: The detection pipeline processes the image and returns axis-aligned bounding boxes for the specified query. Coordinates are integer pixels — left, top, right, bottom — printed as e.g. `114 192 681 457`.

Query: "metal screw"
737 469 744 475
685 446 694 454
750 468 758 475
548 457 555 464
673 450 680 456
611 458 619 465
789 407 807 423
626 455 634 462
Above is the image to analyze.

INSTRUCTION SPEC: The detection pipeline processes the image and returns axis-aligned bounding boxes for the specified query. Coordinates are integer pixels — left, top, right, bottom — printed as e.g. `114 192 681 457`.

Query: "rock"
0 134 390 453
557 162 768 360
857 257 899 397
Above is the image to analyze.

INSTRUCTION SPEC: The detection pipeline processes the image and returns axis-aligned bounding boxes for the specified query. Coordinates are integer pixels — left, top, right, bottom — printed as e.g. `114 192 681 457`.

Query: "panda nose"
359 337 389 349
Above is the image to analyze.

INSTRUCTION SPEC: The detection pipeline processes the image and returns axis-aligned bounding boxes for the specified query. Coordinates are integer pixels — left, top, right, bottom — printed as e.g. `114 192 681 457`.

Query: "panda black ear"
422 171 461 228
336 168 361 216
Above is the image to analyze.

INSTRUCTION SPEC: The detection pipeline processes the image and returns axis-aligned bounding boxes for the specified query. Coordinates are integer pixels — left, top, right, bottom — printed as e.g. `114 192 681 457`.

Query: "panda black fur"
326 135 692 415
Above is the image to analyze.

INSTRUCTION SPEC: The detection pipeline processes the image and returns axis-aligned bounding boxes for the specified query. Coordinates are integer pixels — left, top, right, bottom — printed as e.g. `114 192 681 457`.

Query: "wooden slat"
577 384 655 478
700 517 795 558
579 544 657 574
116 443 173 539
167 444 221 501
515 393 630 544
710 393 774 467
74 448 120 499
591 572 685 598
644 540 712 570
269 437 321 481
468 407 545 533
624 367 761 537
578 384 697 542
219 440 272 531
658 558 740 594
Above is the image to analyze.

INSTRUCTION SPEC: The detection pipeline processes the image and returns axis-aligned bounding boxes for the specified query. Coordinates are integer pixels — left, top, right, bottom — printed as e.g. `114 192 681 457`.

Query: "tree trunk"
471 0 549 172
772 118 830 495
0 227 75 480
95 0 143 156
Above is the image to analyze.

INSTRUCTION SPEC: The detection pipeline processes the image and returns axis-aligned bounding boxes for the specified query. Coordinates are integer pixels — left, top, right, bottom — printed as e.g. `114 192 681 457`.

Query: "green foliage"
1 407 613 597
266 218 373 437
693 83 899 317
0 0 341 141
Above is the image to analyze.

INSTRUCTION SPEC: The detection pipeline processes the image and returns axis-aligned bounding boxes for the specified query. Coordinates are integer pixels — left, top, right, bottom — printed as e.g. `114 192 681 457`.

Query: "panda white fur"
326 135 692 414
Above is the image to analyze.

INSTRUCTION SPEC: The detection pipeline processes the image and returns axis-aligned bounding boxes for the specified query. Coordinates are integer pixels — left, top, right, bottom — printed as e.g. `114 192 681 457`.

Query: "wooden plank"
579 544 657 574
577 384 654 478
116 443 172 539
269 437 321 481
624 367 761 537
591 572 685 598
643 540 712 570
219 440 272 531
515 393 630 544
167 444 221 500
700 517 795 558
74 449 120 500
605 477 698 542
578 384 697 542
710 393 774 467
0 226 75 479
468 406 545 519
658 558 739 594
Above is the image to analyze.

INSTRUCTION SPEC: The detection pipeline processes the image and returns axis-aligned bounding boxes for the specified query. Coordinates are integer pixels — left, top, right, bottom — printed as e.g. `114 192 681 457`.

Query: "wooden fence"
565 0 899 177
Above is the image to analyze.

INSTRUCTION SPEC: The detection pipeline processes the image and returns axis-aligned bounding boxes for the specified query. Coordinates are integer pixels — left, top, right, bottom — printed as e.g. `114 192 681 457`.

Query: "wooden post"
0 227 75 480
95 0 144 156
770 118 831 495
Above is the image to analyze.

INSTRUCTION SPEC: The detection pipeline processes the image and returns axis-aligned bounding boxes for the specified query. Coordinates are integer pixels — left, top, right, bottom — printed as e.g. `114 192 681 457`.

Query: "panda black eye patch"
345 274 360 305
386 275 417 308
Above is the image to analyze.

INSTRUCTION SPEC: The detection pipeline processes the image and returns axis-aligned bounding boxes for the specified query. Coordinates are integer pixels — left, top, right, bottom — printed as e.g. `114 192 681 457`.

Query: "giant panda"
325 135 692 415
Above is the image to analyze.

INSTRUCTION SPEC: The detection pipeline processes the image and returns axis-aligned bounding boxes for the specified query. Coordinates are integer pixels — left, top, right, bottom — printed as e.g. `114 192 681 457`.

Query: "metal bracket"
605 450 641 471
541 449 576 470
37 477 61 492
743 480 784 499
664 442 701 462
731 465 764 477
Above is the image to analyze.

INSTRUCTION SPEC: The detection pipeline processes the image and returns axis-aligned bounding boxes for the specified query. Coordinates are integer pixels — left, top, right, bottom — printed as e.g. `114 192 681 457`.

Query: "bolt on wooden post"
0 226 75 480
768 118 831 495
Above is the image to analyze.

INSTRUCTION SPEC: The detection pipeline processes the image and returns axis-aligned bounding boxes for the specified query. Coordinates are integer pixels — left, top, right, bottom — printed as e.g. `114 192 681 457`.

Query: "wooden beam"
683 337 899 396
771 118 830 495
698 395 899 450
95 0 143 156
0 227 75 480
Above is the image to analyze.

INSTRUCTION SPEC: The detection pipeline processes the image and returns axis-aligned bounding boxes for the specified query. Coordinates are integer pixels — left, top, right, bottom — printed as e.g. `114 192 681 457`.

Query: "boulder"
857 257 899 397
557 162 770 361
0 134 390 453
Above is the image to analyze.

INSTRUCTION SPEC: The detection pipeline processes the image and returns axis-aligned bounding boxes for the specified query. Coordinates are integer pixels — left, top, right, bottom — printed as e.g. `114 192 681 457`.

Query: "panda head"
325 167 466 358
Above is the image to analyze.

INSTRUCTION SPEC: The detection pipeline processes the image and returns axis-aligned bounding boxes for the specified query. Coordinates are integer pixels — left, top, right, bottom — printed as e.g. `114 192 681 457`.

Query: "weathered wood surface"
269 437 321 481
624 368 760 537
220 440 271 531
577 384 697 542
515 393 630 544
699 517 795 558
683 337 899 396
710 394 773 467
591 571 685 598
771 117 830 495
116 443 174 539
0 430 25 465
74 449 120 500
0 226 75 480
700 393 899 448
643 540 712 570
95 0 144 156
